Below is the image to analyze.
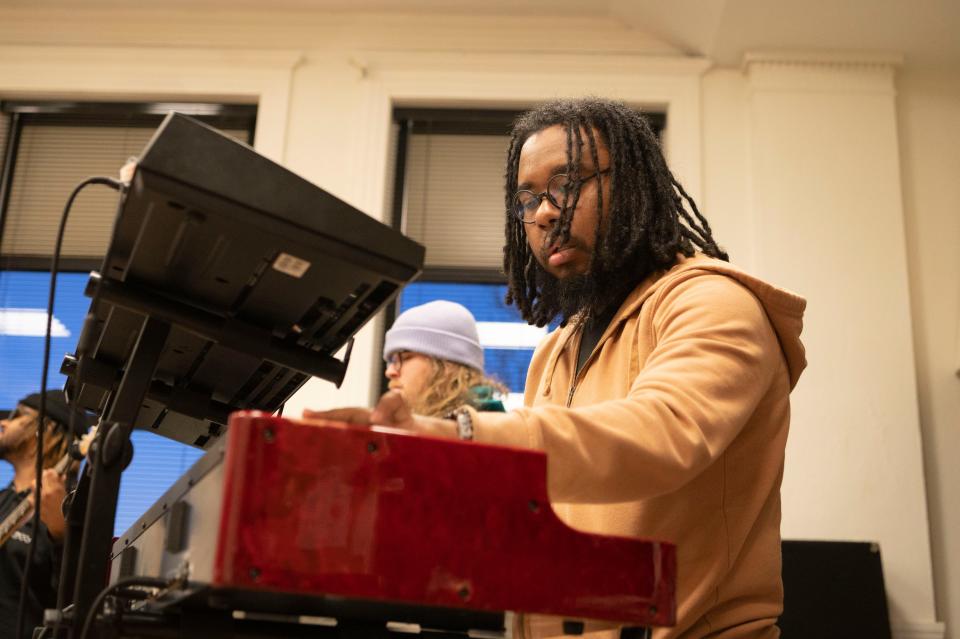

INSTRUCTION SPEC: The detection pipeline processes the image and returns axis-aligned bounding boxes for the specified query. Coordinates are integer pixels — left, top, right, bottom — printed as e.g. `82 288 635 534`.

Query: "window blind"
402 133 510 270
1 123 248 258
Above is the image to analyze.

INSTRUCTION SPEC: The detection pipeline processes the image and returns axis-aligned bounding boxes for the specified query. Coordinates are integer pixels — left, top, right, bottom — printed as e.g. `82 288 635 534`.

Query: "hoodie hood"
621 255 807 389
544 254 807 393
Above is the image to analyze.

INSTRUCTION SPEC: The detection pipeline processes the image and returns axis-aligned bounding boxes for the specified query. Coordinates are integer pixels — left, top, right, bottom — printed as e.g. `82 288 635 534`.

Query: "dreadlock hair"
36 418 75 473
503 97 728 327
4 410 76 476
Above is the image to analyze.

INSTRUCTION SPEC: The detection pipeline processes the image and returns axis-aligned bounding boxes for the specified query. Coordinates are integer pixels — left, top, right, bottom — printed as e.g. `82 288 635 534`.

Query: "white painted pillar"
744 52 941 638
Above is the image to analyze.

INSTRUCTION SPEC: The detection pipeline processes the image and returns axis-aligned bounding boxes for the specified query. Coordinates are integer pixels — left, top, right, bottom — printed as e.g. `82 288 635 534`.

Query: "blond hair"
409 357 508 418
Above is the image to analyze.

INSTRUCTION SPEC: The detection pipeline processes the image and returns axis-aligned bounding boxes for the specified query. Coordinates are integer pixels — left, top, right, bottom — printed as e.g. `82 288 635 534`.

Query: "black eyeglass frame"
512 168 611 224
386 351 412 374
6 406 36 421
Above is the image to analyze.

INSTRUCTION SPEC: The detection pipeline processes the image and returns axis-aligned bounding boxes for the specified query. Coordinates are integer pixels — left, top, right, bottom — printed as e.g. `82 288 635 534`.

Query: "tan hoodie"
468 255 807 639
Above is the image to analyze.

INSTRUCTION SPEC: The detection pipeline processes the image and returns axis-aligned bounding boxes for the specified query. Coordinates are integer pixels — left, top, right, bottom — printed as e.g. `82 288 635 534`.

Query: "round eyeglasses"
512 169 610 224
386 351 415 373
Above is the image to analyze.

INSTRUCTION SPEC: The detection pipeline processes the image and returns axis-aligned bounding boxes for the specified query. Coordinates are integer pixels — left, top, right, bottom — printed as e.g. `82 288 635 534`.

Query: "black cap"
18 390 93 437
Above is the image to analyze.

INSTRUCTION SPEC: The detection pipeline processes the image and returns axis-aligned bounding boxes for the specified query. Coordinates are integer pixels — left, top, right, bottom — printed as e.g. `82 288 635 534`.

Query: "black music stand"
55 113 424 638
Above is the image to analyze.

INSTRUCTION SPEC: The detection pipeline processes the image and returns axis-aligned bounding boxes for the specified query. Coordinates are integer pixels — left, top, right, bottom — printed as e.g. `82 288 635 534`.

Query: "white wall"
701 56 944 638
701 68 753 269
747 53 938 637
897 67 960 639
0 8 952 638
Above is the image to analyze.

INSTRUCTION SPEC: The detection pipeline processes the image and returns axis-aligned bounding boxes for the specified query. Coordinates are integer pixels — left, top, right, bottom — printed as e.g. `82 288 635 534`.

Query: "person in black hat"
0 390 86 639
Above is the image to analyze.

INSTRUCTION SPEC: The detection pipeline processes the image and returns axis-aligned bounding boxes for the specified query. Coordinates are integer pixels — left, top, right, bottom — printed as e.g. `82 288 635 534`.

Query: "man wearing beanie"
383 301 505 417
0 390 83 639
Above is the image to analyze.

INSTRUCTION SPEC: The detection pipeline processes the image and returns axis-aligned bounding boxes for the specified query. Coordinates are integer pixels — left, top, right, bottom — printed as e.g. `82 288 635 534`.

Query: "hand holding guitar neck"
0 427 96 547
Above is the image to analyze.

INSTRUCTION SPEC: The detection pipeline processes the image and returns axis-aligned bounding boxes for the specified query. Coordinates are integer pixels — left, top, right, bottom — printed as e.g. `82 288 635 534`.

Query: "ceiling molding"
742 50 905 72
744 50 900 96
354 50 713 78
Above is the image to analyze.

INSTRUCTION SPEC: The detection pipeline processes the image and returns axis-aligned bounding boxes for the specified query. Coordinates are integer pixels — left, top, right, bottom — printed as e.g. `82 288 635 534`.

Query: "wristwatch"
448 406 474 441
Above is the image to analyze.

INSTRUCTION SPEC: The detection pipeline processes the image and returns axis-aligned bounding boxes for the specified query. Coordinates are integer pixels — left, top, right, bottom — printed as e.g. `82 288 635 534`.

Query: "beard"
534 263 635 328
0 432 30 461
532 248 636 326
536 268 594 325
532 233 598 325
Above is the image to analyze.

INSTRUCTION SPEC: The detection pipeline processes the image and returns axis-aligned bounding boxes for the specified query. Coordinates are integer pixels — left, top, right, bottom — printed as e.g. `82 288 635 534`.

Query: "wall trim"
744 50 899 96
892 620 947 639
743 50 904 71
349 50 711 218
0 45 304 162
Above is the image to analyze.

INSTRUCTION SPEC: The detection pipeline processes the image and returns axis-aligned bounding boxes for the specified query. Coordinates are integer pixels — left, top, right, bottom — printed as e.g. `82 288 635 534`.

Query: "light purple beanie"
383 301 484 372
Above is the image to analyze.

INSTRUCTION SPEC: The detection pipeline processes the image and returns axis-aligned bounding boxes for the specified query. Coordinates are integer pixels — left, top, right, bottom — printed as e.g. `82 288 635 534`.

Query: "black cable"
15 176 123 639
79 576 168 639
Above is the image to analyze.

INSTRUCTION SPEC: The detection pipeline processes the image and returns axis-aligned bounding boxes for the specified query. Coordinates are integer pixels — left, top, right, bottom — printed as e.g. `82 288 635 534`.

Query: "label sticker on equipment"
272 253 311 278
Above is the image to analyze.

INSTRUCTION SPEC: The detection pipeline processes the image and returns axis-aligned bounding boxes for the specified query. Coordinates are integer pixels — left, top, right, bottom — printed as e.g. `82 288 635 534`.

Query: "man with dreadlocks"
307 97 807 639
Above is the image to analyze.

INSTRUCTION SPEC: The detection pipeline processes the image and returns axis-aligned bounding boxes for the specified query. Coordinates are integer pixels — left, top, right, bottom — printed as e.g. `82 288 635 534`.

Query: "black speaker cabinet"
779 540 892 638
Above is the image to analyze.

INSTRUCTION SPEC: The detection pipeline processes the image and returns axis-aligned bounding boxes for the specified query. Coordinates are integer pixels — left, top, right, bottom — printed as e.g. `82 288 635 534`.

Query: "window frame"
0 100 258 413
0 100 258 269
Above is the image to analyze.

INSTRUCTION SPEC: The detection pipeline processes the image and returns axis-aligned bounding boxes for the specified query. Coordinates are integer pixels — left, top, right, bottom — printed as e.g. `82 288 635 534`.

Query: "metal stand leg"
55 469 90 614
68 316 171 638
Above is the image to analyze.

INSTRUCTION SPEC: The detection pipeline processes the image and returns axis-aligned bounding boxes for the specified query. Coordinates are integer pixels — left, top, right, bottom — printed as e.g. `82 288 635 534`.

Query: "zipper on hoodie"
565 326 610 407
566 352 596 407
554 284 646 407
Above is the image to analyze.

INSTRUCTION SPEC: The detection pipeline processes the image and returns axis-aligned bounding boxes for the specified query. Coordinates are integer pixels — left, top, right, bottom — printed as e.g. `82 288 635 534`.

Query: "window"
385 108 665 406
397 281 546 409
0 101 256 534
0 102 256 266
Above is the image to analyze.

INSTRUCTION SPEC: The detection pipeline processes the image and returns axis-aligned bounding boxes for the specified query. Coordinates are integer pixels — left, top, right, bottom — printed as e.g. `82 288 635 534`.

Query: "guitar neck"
0 498 31 543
